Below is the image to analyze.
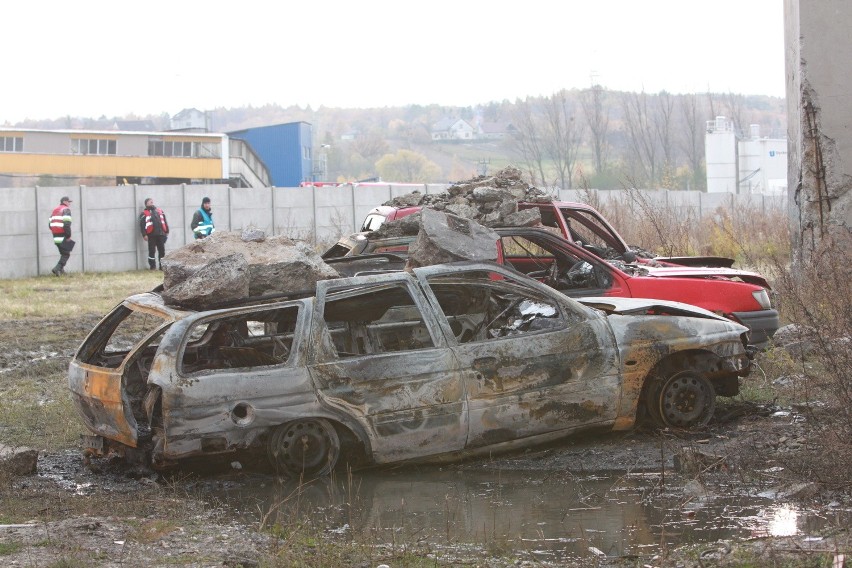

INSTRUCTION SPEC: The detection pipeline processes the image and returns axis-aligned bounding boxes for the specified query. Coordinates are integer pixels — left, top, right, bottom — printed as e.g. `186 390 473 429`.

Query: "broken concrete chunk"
445 203 479 219
161 231 339 308
407 208 500 268
471 186 512 203
248 241 338 296
373 212 422 238
503 208 542 227
241 228 266 242
379 166 547 231
0 444 38 476
161 253 250 308
391 191 423 207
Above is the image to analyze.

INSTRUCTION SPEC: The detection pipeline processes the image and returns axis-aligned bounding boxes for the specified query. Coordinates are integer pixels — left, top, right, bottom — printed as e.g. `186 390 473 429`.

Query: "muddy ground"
1 317 849 567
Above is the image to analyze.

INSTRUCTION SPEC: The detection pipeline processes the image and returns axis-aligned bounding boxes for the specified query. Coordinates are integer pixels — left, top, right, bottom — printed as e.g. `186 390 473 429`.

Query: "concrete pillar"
785 0 852 263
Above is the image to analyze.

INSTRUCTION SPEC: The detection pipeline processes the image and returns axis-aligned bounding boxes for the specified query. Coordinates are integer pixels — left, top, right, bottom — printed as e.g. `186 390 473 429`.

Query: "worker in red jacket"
138 197 170 270
48 196 74 276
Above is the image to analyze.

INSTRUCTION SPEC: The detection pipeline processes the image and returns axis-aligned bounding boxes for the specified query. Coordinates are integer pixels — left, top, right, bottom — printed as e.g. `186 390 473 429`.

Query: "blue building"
227 122 312 187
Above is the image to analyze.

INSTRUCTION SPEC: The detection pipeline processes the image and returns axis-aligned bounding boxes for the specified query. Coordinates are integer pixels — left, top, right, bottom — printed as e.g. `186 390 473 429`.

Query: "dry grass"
577 186 792 266
0 271 164 319
769 242 852 489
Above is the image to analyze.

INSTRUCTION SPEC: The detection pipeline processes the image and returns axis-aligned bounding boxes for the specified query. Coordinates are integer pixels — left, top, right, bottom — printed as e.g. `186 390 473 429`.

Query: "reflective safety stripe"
53 236 65 244
194 224 214 234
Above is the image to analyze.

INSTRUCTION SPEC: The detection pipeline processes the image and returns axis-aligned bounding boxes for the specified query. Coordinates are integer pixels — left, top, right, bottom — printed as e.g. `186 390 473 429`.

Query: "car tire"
267 418 340 478
645 370 716 429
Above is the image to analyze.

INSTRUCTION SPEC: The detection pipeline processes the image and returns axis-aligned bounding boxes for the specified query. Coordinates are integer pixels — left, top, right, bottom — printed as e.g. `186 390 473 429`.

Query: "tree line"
507 87 785 191
10 89 785 190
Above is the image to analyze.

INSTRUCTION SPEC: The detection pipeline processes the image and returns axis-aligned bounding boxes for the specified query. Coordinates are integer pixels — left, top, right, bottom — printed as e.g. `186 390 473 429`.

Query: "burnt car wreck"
69 262 752 477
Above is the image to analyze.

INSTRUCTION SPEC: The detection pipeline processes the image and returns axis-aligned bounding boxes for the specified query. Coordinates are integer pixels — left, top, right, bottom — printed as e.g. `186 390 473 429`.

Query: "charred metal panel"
607 314 750 429
159 390 324 459
68 363 138 447
460 316 619 448
310 348 467 463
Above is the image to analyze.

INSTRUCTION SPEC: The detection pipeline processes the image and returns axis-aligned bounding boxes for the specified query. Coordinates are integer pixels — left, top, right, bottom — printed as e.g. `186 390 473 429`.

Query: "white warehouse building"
705 116 787 195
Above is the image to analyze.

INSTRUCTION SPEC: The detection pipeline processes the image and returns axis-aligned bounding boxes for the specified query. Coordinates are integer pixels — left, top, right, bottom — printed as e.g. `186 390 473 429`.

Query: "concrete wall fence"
0 183 785 280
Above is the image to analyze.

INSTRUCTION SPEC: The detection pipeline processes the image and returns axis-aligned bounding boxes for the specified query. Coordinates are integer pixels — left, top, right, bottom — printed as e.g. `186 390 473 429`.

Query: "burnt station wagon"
69 262 752 477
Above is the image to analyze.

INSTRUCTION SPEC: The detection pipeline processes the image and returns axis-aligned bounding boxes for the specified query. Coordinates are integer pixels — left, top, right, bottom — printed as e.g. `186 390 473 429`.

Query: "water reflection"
210 468 828 561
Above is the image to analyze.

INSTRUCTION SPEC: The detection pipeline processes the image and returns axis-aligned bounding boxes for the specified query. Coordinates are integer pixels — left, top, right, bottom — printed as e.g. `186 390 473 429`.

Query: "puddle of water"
208 468 847 561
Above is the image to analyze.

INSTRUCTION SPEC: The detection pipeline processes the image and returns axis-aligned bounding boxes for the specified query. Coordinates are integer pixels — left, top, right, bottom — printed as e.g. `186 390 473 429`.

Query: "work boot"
51 265 61 276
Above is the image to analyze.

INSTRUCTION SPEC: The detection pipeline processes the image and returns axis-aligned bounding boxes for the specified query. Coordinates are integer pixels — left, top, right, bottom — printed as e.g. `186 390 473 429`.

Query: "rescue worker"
48 196 74 276
138 197 169 270
191 196 215 239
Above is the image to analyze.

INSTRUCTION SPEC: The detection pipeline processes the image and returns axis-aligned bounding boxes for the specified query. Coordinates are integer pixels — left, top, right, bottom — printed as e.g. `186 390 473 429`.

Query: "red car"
361 202 736 268
324 227 779 348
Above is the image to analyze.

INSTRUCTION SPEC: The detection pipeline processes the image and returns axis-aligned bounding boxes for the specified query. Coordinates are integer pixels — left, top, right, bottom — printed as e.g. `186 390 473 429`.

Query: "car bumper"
731 309 780 348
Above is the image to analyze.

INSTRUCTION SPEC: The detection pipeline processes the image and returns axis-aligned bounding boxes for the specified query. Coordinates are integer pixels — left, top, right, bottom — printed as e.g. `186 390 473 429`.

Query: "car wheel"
267 418 340 478
646 371 716 428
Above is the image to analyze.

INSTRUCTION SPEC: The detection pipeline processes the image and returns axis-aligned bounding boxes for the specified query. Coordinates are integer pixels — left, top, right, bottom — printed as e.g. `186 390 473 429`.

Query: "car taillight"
752 289 772 309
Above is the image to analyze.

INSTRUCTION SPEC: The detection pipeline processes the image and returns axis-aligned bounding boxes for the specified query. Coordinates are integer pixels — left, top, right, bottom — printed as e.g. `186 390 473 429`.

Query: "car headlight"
752 289 771 309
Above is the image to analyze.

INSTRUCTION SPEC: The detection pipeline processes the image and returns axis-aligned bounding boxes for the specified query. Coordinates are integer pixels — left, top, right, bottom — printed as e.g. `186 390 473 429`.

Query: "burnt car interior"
318 274 566 357
180 305 300 373
322 283 436 357
426 272 565 342
500 235 603 292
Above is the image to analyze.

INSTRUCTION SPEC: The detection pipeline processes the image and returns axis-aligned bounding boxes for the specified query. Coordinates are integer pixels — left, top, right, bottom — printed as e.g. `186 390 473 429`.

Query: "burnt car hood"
577 296 741 326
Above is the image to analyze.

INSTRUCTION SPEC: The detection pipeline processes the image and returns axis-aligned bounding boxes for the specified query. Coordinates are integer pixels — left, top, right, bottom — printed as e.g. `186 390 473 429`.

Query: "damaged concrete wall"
785 0 852 262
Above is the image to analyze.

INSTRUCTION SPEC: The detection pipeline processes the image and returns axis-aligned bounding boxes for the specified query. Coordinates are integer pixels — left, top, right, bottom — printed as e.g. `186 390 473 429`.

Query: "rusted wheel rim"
271 419 339 476
658 372 715 428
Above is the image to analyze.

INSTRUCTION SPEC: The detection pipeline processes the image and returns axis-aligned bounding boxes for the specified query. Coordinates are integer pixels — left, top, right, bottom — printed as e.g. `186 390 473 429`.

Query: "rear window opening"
78 306 170 369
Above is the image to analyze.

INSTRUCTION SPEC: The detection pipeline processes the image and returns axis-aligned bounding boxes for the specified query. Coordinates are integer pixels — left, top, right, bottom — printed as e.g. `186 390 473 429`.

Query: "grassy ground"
0 270 163 319
0 271 163 451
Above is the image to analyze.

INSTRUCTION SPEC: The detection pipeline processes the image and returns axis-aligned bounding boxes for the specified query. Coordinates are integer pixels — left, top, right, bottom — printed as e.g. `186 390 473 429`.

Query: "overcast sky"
2 0 785 124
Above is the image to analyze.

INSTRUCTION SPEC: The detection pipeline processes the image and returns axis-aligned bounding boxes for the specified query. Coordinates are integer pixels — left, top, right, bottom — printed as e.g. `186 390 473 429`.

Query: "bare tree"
678 93 706 190
706 90 718 120
510 97 548 186
724 92 750 136
579 84 610 175
621 90 659 187
541 90 585 189
655 91 676 185
351 130 389 163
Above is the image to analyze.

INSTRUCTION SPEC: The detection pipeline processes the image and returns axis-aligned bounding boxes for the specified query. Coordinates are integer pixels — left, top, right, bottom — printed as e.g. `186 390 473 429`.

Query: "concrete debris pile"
375 166 551 238
161 229 339 308
407 208 500 268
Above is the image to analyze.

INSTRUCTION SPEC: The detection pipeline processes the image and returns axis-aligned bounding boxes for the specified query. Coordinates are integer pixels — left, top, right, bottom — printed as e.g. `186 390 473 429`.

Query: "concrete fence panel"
0 184 786 279
230 187 273 234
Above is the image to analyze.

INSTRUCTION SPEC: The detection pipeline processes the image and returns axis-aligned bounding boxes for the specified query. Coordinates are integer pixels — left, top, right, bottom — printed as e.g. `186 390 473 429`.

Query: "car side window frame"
413 264 588 346
311 273 448 363
175 301 308 377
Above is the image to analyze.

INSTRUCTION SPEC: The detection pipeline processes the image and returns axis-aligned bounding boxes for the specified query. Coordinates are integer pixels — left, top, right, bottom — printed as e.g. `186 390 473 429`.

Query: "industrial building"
705 116 787 195
0 126 271 188
227 122 313 187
